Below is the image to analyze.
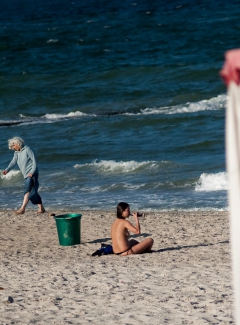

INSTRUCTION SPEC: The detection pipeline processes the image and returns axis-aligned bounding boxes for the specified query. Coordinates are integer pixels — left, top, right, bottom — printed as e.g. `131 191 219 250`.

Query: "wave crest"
195 172 228 192
44 111 89 119
142 94 227 115
75 160 151 173
74 160 175 174
0 170 21 180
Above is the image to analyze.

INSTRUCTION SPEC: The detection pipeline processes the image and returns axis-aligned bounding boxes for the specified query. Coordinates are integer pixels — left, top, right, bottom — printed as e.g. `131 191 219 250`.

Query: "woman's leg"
36 203 45 213
28 174 45 213
121 238 154 256
15 192 29 214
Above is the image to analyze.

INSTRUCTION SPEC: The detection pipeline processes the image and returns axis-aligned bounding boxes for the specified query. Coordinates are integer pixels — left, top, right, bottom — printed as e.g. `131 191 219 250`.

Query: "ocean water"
0 0 239 211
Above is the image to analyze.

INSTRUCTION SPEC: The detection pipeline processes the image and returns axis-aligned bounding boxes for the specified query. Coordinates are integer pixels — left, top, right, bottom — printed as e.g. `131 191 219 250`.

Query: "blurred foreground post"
220 48 240 325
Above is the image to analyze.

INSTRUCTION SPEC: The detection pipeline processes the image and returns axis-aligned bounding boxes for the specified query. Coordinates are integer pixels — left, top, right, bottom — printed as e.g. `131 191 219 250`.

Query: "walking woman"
3 137 45 214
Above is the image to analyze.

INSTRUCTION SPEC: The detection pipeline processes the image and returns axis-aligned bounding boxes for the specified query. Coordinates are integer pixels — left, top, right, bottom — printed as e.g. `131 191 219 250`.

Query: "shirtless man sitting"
111 202 154 256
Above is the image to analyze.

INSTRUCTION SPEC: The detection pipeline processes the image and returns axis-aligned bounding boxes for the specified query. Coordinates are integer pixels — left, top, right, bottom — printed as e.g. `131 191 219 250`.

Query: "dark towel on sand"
92 243 113 257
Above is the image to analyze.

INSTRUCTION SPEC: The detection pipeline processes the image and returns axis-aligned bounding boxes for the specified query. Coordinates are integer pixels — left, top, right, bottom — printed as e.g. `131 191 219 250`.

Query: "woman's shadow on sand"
86 235 229 252
86 233 151 244
155 240 229 253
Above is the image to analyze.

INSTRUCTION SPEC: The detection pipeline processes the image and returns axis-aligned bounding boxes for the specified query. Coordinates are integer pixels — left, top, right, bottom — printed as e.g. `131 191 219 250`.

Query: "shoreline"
0 210 234 324
0 207 229 213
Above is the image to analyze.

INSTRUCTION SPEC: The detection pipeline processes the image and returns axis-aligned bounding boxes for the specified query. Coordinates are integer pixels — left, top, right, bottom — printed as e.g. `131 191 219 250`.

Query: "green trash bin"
54 213 82 246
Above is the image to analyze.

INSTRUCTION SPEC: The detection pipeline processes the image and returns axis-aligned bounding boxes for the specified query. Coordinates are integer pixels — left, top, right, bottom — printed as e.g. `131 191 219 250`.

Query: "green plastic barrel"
54 214 82 246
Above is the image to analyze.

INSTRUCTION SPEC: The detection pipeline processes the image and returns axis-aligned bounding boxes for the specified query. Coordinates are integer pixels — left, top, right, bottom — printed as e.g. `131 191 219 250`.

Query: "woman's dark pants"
24 174 42 204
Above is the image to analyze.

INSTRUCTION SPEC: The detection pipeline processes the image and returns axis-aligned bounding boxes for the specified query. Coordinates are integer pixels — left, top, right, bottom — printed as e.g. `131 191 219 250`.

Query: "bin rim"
54 213 82 220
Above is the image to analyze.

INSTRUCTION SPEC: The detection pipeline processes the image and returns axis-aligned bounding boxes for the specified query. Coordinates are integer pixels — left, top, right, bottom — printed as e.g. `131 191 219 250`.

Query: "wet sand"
0 210 234 324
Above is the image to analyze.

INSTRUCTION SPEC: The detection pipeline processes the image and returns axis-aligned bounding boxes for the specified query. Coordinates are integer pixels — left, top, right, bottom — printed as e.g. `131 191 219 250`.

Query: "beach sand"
0 210 234 324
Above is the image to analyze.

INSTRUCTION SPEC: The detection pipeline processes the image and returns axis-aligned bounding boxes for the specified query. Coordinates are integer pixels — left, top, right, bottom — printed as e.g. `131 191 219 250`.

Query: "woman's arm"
125 213 141 235
4 153 18 173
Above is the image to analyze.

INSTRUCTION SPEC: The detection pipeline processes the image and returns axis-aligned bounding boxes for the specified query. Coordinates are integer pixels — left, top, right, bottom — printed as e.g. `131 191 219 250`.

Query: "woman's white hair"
8 137 25 150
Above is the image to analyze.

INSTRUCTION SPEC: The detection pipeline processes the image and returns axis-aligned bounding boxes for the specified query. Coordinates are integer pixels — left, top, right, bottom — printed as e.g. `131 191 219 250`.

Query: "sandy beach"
0 210 234 324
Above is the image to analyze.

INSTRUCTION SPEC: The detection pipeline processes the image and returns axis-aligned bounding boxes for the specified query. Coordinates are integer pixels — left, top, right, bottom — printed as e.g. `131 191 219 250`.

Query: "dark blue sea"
0 0 239 211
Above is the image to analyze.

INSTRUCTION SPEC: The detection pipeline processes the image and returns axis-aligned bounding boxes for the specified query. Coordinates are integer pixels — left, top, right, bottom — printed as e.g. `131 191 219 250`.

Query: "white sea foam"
45 111 89 119
158 207 228 212
0 119 22 123
19 114 33 118
47 39 59 43
0 170 21 180
74 160 168 173
12 94 227 125
75 160 147 172
17 111 92 125
123 183 146 190
141 94 227 115
18 119 54 126
195 172 228 192
20 112 88 120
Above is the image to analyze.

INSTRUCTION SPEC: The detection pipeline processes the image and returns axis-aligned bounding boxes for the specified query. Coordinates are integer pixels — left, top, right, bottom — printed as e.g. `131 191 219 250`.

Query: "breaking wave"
74 159 175 174
0 94 227 127
195 172 228 192
141 94 227 115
